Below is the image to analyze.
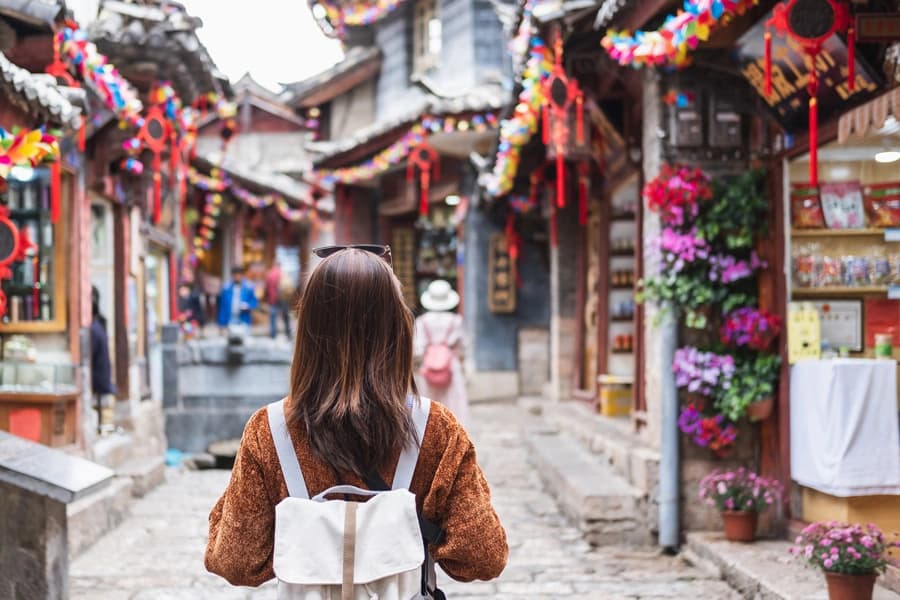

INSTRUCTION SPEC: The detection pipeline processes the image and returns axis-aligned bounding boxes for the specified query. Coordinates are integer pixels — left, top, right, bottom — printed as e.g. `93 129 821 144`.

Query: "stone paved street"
70 403 739 599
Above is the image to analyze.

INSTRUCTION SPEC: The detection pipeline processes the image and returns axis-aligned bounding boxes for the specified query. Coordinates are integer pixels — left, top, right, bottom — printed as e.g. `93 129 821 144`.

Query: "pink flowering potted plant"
791 522 899 600
672 346 735 407
698 468 781 542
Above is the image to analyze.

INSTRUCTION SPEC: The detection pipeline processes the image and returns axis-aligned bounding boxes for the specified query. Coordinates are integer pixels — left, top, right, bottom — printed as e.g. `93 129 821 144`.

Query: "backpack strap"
267 399 309 499
393 396 431 491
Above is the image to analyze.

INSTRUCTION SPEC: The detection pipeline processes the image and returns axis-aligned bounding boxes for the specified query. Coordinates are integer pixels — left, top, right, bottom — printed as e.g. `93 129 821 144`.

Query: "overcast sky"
178 0 345 93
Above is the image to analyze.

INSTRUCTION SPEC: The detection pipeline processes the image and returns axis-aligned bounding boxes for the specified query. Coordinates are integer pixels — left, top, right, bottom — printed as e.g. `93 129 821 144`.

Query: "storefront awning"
838 87 900 144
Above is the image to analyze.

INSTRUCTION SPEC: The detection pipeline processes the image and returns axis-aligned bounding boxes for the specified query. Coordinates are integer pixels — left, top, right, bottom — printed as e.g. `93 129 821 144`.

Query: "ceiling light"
875 151 900 164
445 195 461 206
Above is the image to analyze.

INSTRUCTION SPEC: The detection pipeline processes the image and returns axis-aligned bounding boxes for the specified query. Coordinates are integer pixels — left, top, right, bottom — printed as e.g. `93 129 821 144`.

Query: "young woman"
205 246 508 589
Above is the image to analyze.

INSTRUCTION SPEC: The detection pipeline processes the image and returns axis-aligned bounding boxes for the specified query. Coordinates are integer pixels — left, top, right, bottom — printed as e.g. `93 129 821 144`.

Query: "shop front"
783 91 900 542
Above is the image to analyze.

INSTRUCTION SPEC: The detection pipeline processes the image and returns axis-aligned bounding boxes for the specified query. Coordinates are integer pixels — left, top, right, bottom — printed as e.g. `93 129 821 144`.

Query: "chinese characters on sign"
737 13 879 133
488 233 516 314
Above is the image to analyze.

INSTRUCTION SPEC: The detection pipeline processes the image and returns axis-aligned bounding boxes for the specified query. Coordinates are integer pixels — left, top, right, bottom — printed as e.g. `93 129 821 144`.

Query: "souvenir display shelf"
601 177 638 409
414 205 458 304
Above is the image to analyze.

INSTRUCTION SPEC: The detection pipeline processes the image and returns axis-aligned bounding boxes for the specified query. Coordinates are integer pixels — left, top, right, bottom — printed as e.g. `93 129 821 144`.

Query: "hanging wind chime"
138 105 170 224
407 142 440 217
541 29 587 240
765 0 854 187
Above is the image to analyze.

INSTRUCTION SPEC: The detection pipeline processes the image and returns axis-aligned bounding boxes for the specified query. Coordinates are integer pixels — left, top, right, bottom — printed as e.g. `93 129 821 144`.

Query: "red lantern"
406 142 440 217
542 32 586 209
766 0 854 187
0 206 36 317
139 106 170 225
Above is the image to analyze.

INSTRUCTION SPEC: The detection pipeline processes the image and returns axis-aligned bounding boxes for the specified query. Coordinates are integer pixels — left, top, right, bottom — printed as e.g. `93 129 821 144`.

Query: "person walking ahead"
264 260 292 339
205 247 507 593
217 266 257 332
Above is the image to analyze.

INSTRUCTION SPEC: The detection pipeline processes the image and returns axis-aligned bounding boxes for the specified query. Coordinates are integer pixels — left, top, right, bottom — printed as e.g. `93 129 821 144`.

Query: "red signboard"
856 14 900 43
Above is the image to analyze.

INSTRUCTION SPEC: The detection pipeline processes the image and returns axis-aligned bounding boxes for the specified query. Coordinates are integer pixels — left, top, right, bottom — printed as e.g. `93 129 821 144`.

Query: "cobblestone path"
70 403 738 599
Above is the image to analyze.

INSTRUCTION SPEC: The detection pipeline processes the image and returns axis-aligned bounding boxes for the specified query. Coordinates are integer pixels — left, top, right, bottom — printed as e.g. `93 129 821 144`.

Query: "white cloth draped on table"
790 359 900 496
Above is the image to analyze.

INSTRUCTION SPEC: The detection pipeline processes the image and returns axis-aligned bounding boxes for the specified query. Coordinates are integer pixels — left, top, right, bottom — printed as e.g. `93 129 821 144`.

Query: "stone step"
66 477 133 558
116 456 166 498
90 432 135 469
686 532 900 600
529 400 660 497
525 429 654 547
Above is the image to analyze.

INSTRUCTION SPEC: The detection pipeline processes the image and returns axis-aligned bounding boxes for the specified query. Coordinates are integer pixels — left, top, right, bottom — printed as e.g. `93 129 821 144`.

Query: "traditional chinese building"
287 0 551 400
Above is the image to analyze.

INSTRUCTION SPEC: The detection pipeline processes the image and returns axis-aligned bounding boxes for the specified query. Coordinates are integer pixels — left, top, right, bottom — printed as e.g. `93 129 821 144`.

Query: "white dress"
414 311 469 427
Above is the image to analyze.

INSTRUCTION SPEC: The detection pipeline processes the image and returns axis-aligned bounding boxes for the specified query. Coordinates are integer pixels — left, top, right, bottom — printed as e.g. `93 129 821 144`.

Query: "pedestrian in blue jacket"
217 266 258 331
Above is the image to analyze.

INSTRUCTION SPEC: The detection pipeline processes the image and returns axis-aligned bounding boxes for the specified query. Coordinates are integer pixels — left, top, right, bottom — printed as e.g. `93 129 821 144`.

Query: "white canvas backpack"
267 397 445 600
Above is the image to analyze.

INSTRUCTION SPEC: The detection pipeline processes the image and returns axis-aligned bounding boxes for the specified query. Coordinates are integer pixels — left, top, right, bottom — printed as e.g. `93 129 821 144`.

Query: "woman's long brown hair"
287 249 417 477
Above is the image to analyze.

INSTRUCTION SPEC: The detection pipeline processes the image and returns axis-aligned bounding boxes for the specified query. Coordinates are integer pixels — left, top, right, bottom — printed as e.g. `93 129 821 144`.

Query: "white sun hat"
420 279 460 312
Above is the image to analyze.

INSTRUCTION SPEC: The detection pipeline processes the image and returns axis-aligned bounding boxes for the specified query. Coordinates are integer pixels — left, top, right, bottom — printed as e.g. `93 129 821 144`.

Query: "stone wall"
518 327 550 396
548 198 579 401
165 338 292 453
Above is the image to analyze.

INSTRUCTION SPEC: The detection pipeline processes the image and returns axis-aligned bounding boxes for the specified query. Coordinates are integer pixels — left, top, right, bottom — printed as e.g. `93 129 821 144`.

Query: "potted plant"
695 169 768 250
790 521 900 600
699 468 781 542
720 307 783 352
716 354 782 422
643 163 713 227
678 406 739 455
673 346 735 406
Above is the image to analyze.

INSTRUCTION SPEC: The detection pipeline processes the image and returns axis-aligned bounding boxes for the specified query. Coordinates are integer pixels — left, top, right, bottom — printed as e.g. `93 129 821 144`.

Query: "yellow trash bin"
597 374 633 417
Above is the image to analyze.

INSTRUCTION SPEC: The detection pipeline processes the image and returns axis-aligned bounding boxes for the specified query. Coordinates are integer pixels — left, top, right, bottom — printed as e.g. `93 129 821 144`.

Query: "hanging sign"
736 10 880 134
488 234 516 314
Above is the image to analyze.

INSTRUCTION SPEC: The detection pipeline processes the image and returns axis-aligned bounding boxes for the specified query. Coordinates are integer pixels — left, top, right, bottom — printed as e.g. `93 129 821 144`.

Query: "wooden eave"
294 58 381 109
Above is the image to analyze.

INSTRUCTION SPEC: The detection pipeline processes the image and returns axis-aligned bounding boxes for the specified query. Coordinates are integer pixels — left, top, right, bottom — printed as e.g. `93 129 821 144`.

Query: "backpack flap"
273 488 424 586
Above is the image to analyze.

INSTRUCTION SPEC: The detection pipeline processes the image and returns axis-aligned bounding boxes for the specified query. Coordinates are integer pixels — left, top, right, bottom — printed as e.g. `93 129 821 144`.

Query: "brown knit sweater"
205 398 509 587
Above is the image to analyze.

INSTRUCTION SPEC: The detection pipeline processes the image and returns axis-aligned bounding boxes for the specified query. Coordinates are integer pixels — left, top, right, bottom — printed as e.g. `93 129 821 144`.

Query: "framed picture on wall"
811 300 863 352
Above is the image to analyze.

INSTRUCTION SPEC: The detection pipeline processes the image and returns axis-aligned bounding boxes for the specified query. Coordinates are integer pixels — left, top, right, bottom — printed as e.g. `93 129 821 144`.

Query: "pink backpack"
420 323 454 388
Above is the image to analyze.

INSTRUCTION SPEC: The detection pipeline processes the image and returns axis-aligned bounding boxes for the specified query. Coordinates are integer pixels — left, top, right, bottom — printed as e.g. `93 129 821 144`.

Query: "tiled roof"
0 51 83 129
594 0 632 28
307 83 508 164
280 46 381 106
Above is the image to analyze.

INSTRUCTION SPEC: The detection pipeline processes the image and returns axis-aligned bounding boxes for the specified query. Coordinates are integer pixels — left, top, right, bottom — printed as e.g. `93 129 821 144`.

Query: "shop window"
412 0 441 76
0 167 67 332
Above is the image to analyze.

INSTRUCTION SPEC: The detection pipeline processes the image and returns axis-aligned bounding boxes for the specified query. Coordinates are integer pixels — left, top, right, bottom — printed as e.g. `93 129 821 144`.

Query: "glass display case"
0 361 78 395
0 360 79 447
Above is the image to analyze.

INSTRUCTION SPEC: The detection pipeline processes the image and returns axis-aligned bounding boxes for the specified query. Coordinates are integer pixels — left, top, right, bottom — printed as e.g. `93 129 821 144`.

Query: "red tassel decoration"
808 68 818 187
556 154 565 208
78 116 86 152
542 104 550 145
169 252 178 321
764 29 772 98
153 154 162 224
575 95 584 145
847 26 856 92
419 169 431 217
50 160 61 224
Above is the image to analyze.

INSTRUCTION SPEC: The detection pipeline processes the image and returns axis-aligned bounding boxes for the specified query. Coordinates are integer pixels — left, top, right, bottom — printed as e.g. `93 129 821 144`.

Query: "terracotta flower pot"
747 397 774 422
824 571 876 600
721 510 757 542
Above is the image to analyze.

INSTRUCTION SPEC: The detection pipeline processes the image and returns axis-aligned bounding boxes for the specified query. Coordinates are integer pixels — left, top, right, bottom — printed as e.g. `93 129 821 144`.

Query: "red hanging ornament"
139 106 169 225
768 0 853 187
0 206 35 317
577 162 589 227
78 116 87 153
45 30 79 88
50 160 62 224
407 142 440 217
764 29 772 97
549 195 558 248
542 30 586 210
847 25 855 91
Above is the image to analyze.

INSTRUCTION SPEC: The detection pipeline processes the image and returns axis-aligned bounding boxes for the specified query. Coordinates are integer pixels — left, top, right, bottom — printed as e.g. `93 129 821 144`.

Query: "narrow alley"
69 403 737 600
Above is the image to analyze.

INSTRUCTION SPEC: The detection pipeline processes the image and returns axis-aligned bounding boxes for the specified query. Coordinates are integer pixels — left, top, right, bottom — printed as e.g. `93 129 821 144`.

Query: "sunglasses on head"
312 244 392 266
